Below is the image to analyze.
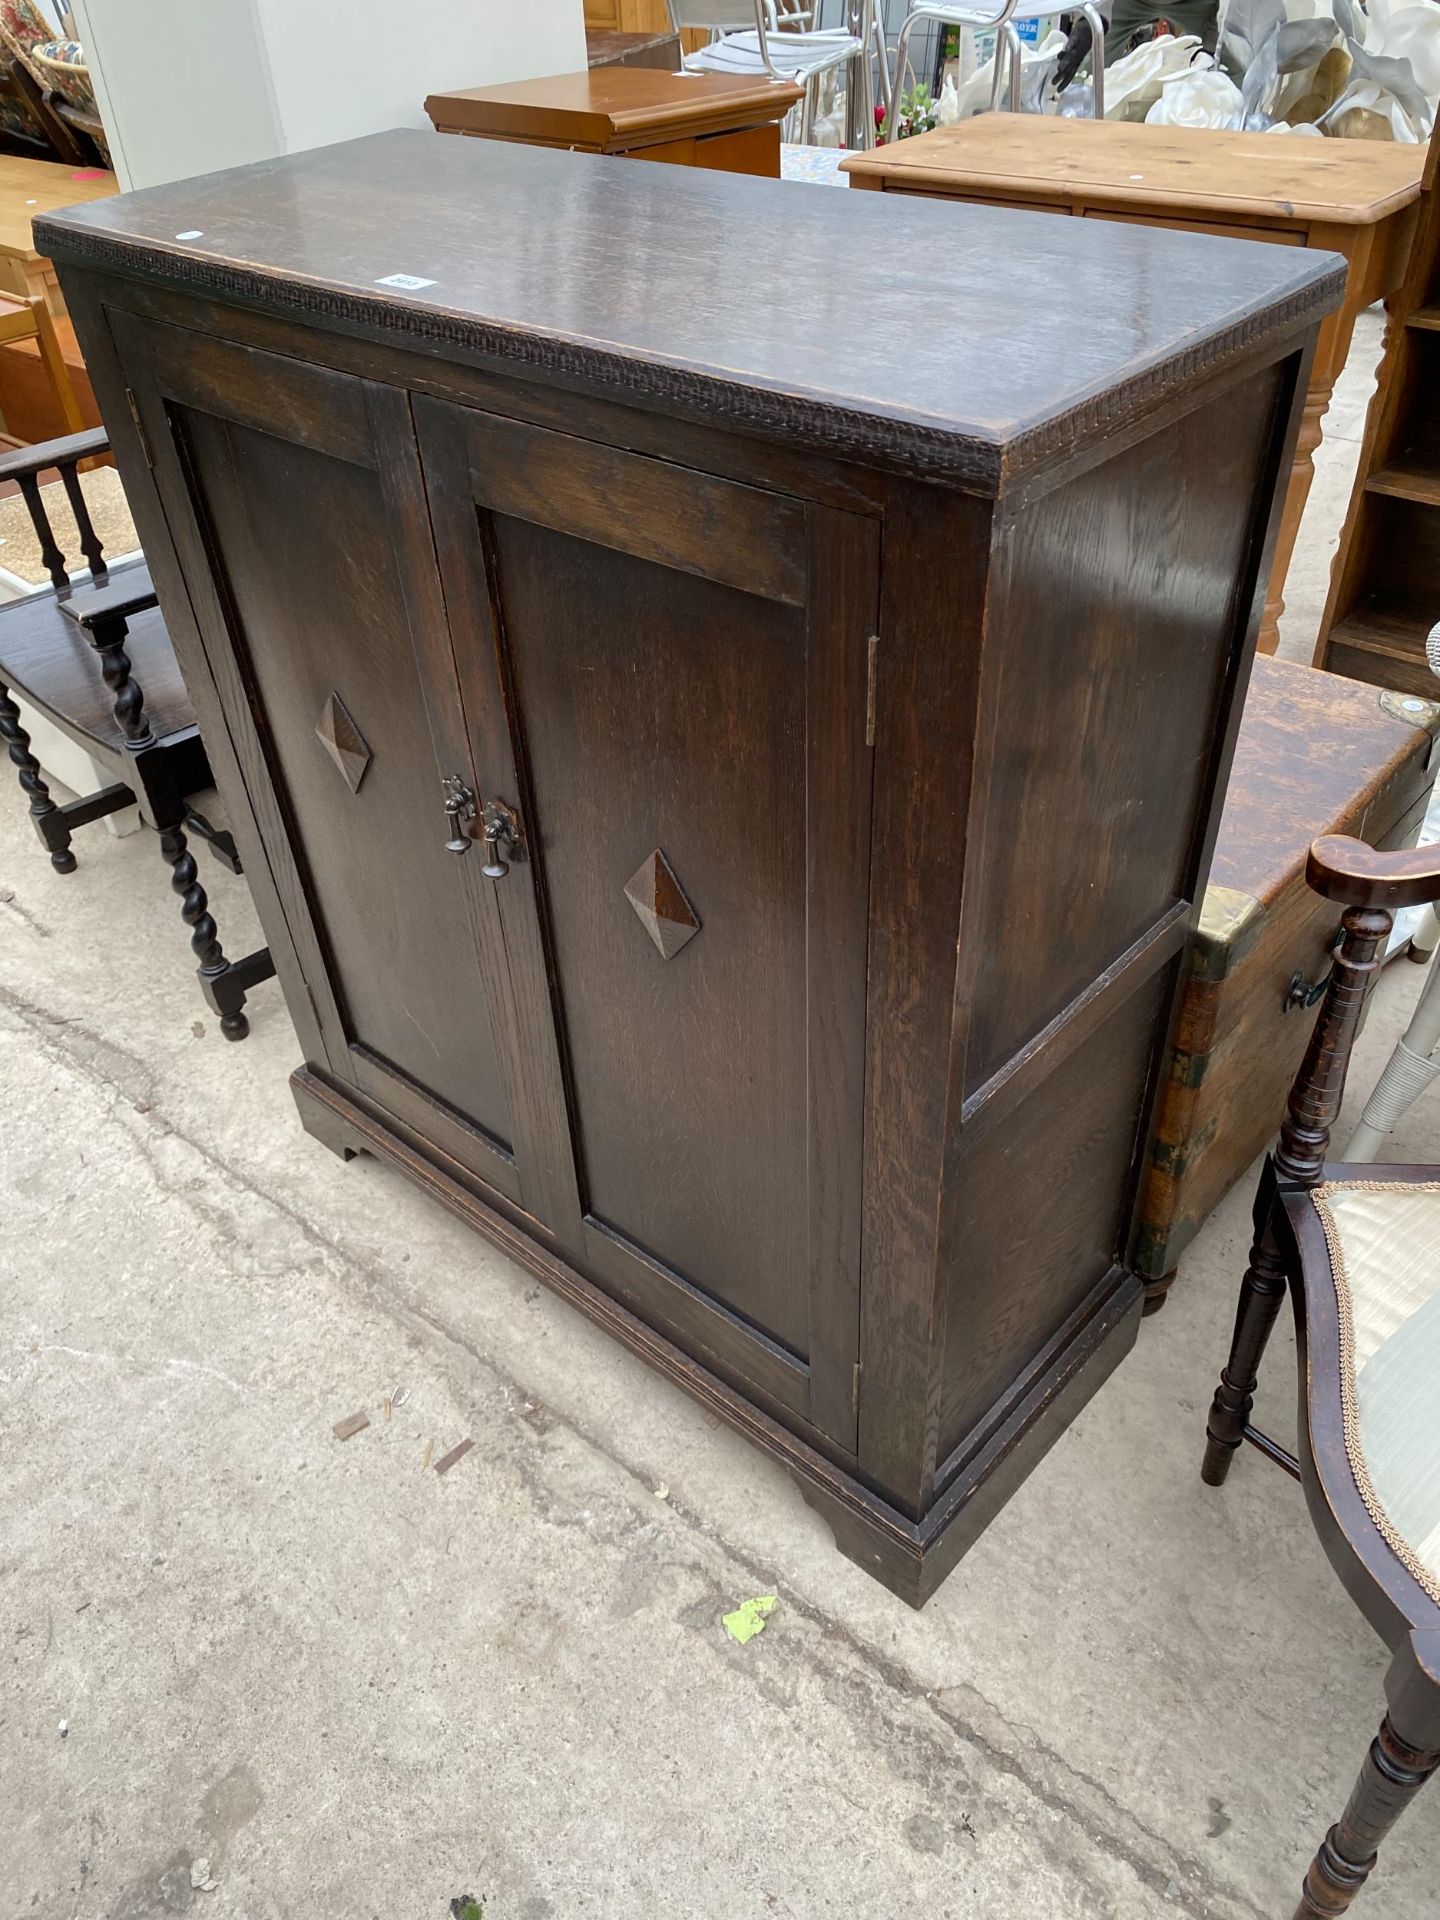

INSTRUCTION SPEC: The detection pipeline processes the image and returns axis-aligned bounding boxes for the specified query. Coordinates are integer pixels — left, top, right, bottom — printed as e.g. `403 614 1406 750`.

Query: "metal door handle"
1286 927 1344 1012
481 799 519 879
441 776 476 854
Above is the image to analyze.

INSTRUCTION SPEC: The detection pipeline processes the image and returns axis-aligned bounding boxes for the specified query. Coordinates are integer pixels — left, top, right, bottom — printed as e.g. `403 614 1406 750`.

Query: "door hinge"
852 1360 862 1416
864 635 879 748
125 386 153 468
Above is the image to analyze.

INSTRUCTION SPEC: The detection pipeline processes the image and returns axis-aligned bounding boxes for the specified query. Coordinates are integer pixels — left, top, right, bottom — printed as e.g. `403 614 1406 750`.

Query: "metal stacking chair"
669 0 877 145
889 0 1106 127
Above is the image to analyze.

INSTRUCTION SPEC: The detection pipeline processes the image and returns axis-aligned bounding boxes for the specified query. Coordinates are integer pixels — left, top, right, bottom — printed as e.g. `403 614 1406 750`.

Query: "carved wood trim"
35 222 1344 494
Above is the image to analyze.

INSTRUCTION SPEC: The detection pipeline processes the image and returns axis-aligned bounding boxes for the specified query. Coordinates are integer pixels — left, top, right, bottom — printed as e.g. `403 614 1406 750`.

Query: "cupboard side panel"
934 350 1309 1471
937 966 1173 1459
958 361 1292 1099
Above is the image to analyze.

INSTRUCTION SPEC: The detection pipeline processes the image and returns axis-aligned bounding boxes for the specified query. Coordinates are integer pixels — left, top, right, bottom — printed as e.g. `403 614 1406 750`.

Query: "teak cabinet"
424 69 804 179
41 131 1342 1604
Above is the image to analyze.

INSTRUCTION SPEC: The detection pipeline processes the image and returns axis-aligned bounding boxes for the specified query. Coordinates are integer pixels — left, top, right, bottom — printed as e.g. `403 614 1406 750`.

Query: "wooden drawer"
886 186 1074 217
1083 209 1303 247
631 124 781 175
1134 657 1440 1289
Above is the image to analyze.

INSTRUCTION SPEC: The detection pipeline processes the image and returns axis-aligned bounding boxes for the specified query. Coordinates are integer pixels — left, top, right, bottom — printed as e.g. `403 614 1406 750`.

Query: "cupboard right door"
416 397 878 1450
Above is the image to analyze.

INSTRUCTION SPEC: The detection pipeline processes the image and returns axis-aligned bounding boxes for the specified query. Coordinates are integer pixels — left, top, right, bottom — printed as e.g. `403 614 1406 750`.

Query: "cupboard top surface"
37 128 1344 490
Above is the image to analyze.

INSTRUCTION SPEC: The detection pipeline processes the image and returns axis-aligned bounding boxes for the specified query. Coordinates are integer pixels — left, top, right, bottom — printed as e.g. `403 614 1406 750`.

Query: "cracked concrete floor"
5 311 1440 1920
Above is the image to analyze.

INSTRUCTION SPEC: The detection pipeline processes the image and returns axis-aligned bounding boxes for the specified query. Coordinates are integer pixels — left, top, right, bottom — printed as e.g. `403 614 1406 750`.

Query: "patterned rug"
780 143 851 186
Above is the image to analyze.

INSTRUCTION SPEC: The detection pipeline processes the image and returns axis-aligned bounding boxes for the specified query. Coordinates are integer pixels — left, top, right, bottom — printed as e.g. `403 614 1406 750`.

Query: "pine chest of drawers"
41 131 1341 1602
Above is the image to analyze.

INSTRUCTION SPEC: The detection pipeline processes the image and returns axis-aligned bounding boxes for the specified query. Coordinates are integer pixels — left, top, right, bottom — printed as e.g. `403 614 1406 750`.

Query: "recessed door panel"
495 514 810 1351
185 412 513 1140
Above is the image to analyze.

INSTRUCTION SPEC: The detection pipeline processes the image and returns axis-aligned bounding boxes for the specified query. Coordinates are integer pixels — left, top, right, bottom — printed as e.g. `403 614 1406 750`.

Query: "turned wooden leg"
1202 1179 1287 1485
0 676 76 872
89 611 156 750
1258 378 1331 655
1296 1716 1440 1918
158 820 248 1040
1260 289 1359 658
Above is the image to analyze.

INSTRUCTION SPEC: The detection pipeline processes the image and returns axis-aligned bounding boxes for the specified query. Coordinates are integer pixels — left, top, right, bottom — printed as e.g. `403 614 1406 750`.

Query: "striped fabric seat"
685 27 862 79
1311 1179 1440 1606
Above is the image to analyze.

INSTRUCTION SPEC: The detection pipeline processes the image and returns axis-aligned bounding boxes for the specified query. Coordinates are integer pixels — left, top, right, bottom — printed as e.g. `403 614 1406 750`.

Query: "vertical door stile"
362 380 565 1229
410 392 587 1248
805 504 881 1448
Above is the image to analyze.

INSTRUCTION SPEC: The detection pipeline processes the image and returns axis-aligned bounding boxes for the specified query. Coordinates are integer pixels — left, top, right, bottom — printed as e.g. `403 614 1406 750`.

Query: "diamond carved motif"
315 691 371 795
624 848 700 960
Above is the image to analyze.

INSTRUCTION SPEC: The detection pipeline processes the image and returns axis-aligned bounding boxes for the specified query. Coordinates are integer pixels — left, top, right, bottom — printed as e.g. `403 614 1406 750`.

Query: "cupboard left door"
110 313 527 1209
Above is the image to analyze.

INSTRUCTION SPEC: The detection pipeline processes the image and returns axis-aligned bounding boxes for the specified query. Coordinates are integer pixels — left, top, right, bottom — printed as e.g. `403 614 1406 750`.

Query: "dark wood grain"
56 135 1326 1598
938 969 1172 1460
36 129 1344 495
856 482 990 1518
0 564 187 754
1309 832 1440 908
957 365 1287 1095
111 317 523 1185
414 392 877 1433
458 408 808 606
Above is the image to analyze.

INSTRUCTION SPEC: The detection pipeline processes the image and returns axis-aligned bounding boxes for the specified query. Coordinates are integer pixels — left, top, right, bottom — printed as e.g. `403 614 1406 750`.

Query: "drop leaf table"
41 131 1341 1603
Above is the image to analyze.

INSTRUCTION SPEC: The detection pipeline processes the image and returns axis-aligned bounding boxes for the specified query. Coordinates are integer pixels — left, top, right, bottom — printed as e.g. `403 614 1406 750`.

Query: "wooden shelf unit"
1317 133 1440 693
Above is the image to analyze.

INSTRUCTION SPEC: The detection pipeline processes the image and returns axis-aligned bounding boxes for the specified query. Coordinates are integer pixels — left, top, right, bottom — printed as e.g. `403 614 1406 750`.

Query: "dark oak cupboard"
41 131 1341 1603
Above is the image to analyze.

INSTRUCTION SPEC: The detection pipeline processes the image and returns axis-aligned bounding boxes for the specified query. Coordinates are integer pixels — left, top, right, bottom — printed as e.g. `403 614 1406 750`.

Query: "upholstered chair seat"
1311 1179 1440 1607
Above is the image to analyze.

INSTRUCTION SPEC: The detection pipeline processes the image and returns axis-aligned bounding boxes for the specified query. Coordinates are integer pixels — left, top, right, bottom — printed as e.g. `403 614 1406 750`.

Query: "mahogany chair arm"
1307 835 1440 913
0 424 109 485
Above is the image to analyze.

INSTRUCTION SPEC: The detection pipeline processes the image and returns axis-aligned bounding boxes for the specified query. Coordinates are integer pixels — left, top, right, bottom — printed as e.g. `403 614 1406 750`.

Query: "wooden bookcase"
584 0 704 52
1318 132 1440 695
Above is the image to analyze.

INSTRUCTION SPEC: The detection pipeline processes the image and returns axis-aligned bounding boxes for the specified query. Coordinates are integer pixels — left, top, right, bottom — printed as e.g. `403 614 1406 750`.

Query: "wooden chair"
1202 833 1440 1918
0 0 90 164
0 425 274 1038
0 289 84 436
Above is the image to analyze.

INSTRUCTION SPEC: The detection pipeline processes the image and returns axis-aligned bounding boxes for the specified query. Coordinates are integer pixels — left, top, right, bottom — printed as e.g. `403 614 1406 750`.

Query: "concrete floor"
5 313 1440 1920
